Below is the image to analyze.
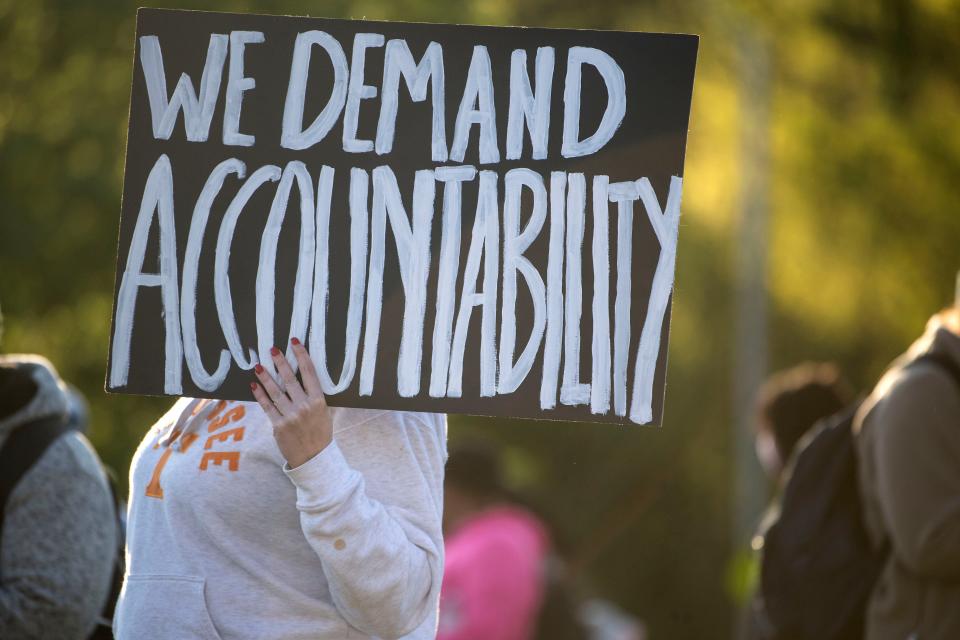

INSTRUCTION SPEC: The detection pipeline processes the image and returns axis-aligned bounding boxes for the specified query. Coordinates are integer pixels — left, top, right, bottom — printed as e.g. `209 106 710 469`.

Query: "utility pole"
732 19 771 640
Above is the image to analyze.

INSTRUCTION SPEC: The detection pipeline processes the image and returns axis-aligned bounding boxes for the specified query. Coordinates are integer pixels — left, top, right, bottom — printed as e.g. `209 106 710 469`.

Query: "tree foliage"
1 0 956 637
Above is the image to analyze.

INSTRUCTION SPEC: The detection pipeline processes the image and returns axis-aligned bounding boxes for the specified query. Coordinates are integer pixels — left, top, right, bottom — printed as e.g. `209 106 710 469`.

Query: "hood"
0 354 71 442
906 313 960 365
870 313 960 402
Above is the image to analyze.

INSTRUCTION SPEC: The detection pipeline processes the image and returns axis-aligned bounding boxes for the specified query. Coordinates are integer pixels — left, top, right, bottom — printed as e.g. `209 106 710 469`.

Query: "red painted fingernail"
270 346 280 356
291 337 300 345
250 382 258 391
254 364 264 374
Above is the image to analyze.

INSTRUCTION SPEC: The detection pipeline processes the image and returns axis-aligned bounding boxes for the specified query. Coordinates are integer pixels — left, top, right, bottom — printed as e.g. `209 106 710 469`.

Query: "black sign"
106 8 698 425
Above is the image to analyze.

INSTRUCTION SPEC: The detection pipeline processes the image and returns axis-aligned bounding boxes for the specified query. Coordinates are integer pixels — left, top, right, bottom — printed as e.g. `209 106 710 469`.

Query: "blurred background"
1 0 958 638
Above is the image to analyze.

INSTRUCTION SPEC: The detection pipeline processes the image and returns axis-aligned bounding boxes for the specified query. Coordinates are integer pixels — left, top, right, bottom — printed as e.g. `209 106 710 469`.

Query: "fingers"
290 338 324 398
250 381 283 423
271 346 307 403
254 362 294 415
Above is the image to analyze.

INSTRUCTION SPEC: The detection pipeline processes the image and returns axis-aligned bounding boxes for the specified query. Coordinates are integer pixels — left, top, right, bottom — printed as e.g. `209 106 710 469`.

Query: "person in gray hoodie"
114 338 447 639
0 342 117 639
856 308 960 640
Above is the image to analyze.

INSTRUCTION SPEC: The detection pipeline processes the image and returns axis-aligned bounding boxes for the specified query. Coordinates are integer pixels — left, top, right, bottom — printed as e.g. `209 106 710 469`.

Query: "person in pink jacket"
437 442 550 640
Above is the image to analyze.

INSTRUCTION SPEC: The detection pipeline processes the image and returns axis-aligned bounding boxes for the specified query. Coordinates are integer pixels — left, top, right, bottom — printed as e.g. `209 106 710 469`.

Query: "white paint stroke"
215 165 281 369
429 165 477 397
181 158 243 391
223 31 264 147
498 168 547 394
281 31 349 150
561 47 626 158
608 180 640 417
560 172 590 406
630 176 683 425
110 154 183 394
506 47 555 161
590 174 611 414
140 34 227 142
376 40 447 162
448 170 499 397
450 46 499 165
342 33 385 153
256 161 316 381
310 166 369 393
540 171 566 410
359 166 436 396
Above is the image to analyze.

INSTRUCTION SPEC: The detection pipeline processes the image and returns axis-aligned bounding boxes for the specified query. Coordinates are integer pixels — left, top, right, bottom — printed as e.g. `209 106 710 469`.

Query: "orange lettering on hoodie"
199 451 241 472
208 405 245 433
145 448 174 499
205 427 244 449
204 399 228 422
179 433 200 452
145 432 200 499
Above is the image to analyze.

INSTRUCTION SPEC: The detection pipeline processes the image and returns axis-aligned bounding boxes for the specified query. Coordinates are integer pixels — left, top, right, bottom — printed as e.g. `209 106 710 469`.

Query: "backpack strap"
912 352 960 390
91 466 125 637
0 413 71 546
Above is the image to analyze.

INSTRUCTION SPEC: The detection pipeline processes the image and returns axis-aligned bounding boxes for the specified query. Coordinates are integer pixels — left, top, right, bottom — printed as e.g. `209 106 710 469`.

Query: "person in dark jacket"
0 309 116 640
856 309 960 640
744 362 854 639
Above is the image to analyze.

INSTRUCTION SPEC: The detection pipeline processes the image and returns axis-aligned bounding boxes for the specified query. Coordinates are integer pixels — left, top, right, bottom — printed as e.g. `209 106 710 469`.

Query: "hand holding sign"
251 338 333 469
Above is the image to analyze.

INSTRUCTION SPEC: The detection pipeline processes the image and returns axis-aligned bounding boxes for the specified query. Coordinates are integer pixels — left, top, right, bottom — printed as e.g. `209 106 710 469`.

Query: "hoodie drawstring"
159 399 220 448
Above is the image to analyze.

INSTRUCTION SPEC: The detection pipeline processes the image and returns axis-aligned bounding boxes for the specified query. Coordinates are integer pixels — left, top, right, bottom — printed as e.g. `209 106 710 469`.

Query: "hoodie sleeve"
870 366 960 578
0 432 117 640
284 410 446 638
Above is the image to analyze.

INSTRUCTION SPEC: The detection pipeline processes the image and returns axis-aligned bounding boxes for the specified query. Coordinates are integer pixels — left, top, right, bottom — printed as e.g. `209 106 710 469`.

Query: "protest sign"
107 8 698 424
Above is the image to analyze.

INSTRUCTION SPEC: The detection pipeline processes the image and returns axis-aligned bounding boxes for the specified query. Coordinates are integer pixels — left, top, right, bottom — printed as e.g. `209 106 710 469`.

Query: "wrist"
284 439 359 512
285 435 333 470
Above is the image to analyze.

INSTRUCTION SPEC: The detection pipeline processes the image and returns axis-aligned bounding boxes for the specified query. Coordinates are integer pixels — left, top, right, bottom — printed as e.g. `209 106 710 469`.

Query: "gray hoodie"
856 316 960 640
115 398 447 640
0 355 117 640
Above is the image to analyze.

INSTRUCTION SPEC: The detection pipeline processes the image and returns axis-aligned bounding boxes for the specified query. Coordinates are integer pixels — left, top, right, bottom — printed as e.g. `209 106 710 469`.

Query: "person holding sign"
109 10 698 639
114 338 447 640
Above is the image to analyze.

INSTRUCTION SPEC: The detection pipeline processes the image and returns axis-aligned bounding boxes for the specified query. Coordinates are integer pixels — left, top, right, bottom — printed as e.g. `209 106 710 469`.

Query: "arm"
252 340 446 638
0 433 117 639
287 411 445 637
872 367 960 578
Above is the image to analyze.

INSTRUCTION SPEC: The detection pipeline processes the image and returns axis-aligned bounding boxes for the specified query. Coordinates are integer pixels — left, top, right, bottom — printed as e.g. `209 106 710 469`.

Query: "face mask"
755 430 781 479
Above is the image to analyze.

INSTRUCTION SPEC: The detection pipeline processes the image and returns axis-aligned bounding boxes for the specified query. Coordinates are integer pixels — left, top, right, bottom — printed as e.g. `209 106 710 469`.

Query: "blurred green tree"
1 1 957 638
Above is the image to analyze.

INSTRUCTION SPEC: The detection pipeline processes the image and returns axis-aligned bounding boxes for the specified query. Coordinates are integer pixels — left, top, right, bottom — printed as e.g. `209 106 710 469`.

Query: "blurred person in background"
0 304 118 640
438 440 550 640
754 362 854 483
743 362 854 639
440 440 645 640
855 306 960 640
438 440 588 640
